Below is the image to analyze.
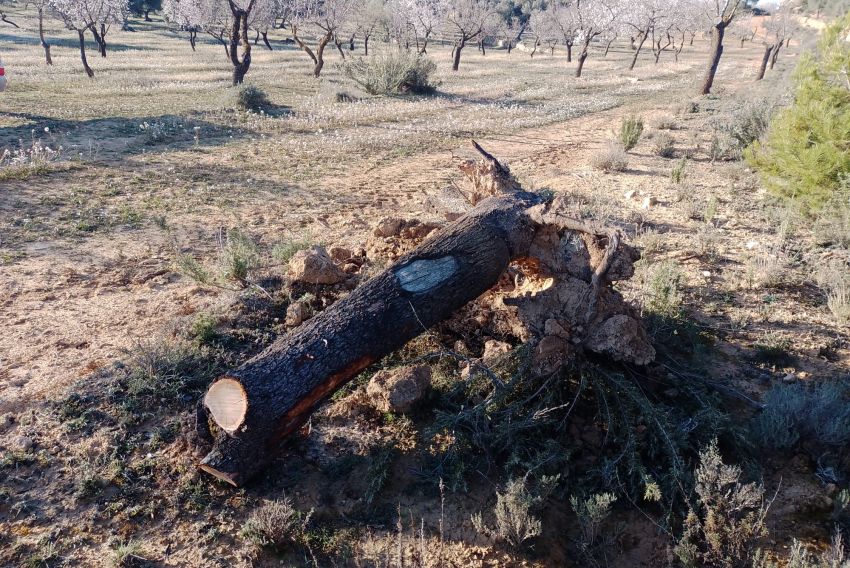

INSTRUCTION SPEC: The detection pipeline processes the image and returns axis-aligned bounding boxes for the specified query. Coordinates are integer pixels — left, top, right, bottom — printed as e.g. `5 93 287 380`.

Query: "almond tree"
163 0 268 83
731 10 754 47
27 0 54 63
442 0 498 70
550 1 577 62
525 7 556 57
572 0 618 77
1 0 20 26
697 0 742 94
290 0 356 77
352 0 383 54
755 4 791 80
621 0 668 70
52 0 128 76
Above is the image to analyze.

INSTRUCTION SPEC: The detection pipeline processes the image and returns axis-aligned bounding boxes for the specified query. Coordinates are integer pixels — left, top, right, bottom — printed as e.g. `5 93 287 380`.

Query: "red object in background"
0 68 5 76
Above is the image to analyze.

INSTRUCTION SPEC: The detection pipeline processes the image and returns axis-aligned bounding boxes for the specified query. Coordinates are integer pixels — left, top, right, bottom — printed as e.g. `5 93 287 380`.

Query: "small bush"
671 157 688 184
227 84 270 112
773 532 850 568
652 114 677 130
341 50 438 95
175 253 211 284
119 338 218 413
813 183 850 249
219 228 261 286
110 540 146 568
590 141 629 172
674 440 769 568
472 477 554 548
619 115 644 151
652 132 676 158
272 235 314 264
638 259 683 318
750 380 850 450
571 492 617 551
240 498 312 552
743 248 788 289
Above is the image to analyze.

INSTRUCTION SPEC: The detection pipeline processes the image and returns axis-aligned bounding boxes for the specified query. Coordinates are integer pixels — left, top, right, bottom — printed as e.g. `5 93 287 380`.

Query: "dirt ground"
1 8 849 568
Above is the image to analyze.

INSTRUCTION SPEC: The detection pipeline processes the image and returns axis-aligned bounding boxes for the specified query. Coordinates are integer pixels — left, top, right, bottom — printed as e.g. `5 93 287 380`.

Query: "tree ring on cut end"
204 377 248 434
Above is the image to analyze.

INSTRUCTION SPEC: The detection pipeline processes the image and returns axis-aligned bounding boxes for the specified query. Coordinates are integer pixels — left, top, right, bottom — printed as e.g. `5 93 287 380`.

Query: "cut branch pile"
198 141 654 487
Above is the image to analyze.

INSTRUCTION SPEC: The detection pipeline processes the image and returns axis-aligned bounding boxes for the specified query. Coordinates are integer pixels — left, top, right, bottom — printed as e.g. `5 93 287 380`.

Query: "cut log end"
204 377 248 434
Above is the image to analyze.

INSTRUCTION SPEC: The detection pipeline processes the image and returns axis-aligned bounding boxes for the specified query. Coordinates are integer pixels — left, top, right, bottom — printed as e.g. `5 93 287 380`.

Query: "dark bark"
576 49 588 77
603 37 614 57
189 29 197 50
253 29 259 44
334 36 346 59
566 41 572 62
0 12 19 27
199 189 545 486
769 42 781 69
262 31 271 50
38 8 52 65
364 34 370 55
755 44 773 80
144 9 151 21
629 31 648 70
90 24 107 57
452 37 466 71
78 30 94 78
229 6 251 85
700 23 726 95
478 39 485 55
313 31 332 77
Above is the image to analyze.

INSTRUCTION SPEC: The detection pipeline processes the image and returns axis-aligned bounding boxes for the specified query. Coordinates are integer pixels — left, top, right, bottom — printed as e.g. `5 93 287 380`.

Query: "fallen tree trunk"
200 186 544 486
199 141 653 486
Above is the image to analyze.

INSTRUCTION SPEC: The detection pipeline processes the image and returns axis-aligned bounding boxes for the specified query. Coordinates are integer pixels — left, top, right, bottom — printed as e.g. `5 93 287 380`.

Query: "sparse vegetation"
652 132 676 158
590 141 629 172
240 498 312 553
472 477 549 549
619 115 644 151
674 440 770 568
750 380 850 450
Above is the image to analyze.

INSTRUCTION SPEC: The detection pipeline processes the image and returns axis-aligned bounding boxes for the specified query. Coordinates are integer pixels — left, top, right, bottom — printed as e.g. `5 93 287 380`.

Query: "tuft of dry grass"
590 141 629 172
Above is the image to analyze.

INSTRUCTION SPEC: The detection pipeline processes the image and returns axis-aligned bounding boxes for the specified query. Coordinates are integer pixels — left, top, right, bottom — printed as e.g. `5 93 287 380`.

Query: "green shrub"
745 14 850 211
227 84 270 112
750 380 850 450
341 50 438 95
619 115 644 151
637 259 683 318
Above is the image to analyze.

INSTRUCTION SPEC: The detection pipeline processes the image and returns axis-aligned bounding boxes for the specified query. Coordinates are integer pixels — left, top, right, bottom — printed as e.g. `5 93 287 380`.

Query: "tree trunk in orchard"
262 31 272 50
769 42 781 69
452 37 466 71
78 30 94 77
700 22 726 95
629 32 647 70
755 45 773 80
200 188 544 486
575 48 588 77
229 8 251 85
38 8 52 65
566 42 572 62
189 29 197 51
314 32 332 77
